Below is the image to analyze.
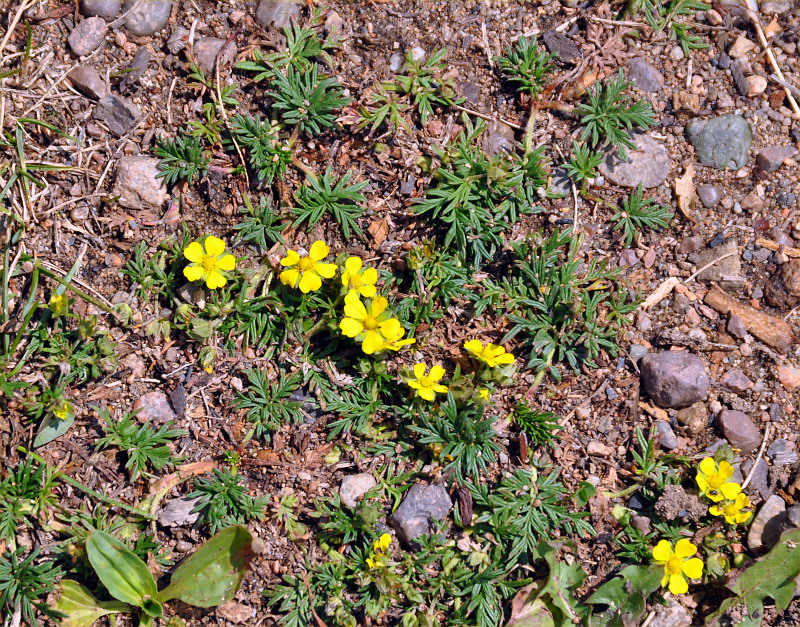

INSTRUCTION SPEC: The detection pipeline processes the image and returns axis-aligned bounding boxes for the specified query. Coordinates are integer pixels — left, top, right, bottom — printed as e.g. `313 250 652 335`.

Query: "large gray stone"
67 66 108 100
256 0 302 29
748 494 786 551
389 483 452 545
112 156 168 210
640 352 709 408
686 114 752 170
718 409 761 454
123 0 172 36
81 0 121 20
68 17 108 56
339 473 376 509
158 496 202 527
627 57 664 92
598 134 671 189
192 37 238 74
94 94 140 136
756 145 798 172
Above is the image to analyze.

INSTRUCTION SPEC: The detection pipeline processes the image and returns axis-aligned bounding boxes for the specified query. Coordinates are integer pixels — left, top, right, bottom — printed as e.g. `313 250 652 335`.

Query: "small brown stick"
302 572 329 627
741 425 770 490
755 237 800 258
453 105 524 130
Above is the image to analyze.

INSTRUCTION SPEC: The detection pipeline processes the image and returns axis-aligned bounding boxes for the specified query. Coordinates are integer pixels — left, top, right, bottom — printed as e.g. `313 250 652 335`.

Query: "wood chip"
674 163 697 223
639 277 680 310
704 284 797 353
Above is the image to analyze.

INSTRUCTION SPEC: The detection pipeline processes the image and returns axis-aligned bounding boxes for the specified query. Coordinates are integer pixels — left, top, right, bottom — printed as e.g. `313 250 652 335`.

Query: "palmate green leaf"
55 580 132 627
586 565 663 627
705 528 800 627
292 167 368 239
269 64 350 136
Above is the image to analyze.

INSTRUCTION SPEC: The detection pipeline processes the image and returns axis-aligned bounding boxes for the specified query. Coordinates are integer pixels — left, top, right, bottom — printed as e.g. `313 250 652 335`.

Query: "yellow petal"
281 250 300 267
205 271 227 290
433 384 449 394
361 267 378 285
309 240 330 261
340 317 364 338
668 573 688 595
720 482 741 500
696 475 709 493
682 558 703 580
183 264 205 283
652 540 672 563
417 387 435 401
413 363 427 379
299 271 322 293
464 339 483 355
709 505 723 517
429 365 446 382
204 235 226 257
345 290 362 305
698 457 716 477
280 269 300 288
216 253 236 271
359 284 377 298
344 256 362 274
344 299 368 321
378 318 401 338
407 380 422 390
370 296 388 317
718 461 734 481
495 352 515 365
314 262 338 279
184 241 205 263
674 539 697 559
361 331 383 354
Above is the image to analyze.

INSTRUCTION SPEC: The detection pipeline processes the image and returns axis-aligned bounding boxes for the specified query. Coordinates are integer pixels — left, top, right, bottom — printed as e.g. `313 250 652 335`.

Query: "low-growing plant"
391 48 461 125
234 369 304 442
577 69 656 159
512 401 562 447
495 35 556 97
627 0 710 54
292 167 368 239
232 193 286 250
611 183 674 247
0 547 63 626
0 457 58 545
562 140 604 189
189 467 268 532
154 135 210 186
226 114 292 184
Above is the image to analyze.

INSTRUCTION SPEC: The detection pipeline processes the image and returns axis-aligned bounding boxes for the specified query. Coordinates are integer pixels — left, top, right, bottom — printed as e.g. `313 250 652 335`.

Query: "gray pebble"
68 17 107 56
112 156 168 210
81 0 121 20
629 344 648 363
94 94 140 136
756 145 798 172
641 352 710 408
123 0 172 36
686 114 752 170
133 391 177 423
256 0 302 29
761 0 792 14
718 409 761 454
727 314 748 339
627 57 664 92
768 439 799 466
389 483 452 546
339 473 376 509
605 388 618 400
67 66 108 100
697 185 721 208
598 133 671 188
748 494 786 551
656 421 679 449
777 192 796 208
192 37 238 74
742 457 770 500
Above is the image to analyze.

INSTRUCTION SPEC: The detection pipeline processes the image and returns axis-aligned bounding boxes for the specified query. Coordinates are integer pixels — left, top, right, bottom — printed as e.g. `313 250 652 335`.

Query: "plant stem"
36 264 120 319
18 447 155 519
602 482 643 499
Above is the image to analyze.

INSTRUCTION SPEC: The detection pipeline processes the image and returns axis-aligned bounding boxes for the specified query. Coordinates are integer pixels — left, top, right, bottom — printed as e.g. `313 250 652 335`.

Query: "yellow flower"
183 236 236 289
380 323 416 352
366 533 392 569
710 491 752 525
341 256 378 299
652 539 703 595
464 339 515 368
696 457 737 502
49 293 68 316
280 240 338 293
407 363 448 402
340 292 401 354
477 388 490 401
53 400 72 421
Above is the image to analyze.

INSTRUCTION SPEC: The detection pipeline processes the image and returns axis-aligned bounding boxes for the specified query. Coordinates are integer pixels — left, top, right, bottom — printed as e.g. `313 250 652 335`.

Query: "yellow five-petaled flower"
366 533 392 569
652 539 703 595
464 339 515 368
696 457 737 503
183 236 236 289
340 292 402 354
341 256 378 299
407 363 448 402
709 489 752 525
280 240 338 293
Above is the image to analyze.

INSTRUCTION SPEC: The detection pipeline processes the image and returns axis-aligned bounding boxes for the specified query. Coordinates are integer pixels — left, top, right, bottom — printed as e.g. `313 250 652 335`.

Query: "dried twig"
741 425 770 490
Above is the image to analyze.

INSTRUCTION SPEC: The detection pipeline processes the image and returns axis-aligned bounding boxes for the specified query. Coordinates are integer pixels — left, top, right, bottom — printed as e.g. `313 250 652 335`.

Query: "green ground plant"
627 0 710 53
189 467 268 532
269 64 350 136
562 140 604 189
0 547 63 626
234 369 305 443
154 135 210 186
292 167 368 239
232 194 286 250
390 48 461 125
611 183 674 247
495 35 556 97
512 401 562 446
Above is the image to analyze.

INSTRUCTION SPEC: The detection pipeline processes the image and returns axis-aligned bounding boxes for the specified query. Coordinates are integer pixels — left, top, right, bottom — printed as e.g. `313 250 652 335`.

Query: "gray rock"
631 515 652 535
686 114 752 170
550 166 573 196
256 0 302 28
389 52 404 73
158 496 202 527
761 0 791 13
718 409 761 454
112 156 169 210
742 457 770 500
640 352 709 408
756 146 798 172
627 57 664 92
768 439 799 466
123 0 172 36
67 66 108 100
81 0 121 20
598 134 671 189
457 81 481 106
484 120 516 156
656 421 679 449
720 368 754 393
675 401 708 436
629 344 648 363
133 391 177 423
389 483 452 545
777 192 797 208
688 239 741 283
649 598 692 627
678 235 704 255
654 484 707 523
748 494 786 551
697 185 721 208
94 94 140 136
166 26 190 54
192 37 238 74
120 47 151 92
324 9 345 35
68 17 108 56
727 314 748 340
339 473 376 509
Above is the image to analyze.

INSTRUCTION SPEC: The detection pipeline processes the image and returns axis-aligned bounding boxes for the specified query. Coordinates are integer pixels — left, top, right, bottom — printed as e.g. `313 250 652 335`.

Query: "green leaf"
33 411 75 447
54 580 133 627
586 565 663 627
85 531 159 609
705 528 800 626
573 481 596 508
158 525 259 607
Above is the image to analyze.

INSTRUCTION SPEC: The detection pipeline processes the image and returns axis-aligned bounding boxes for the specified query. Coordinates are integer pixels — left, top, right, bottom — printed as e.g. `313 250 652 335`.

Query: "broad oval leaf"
54 579 132 627
85 530 158 607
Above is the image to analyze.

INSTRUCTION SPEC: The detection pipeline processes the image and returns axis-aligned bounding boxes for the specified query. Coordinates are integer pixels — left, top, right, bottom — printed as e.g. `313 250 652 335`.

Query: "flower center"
666 556 684 576
363 315 378 330
201 255 217 273
299 258 314 272
419 376 433 388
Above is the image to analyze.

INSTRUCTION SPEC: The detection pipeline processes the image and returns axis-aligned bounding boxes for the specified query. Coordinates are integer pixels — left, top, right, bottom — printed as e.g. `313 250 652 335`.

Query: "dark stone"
697 185 721 208
727 314 748 340
764 259 800 309
542 29 580 62
389 483 452 545
123 0 172 36
678 235 704 255
720 368 754 393
94 94 141 136
742 457 770 500
81 0 121 21
598 133 671 189
656 421 679 449
640 352 710 408
120 47 151 92
256 0 302 28
192 37 237 74
768 439 799 466
688 239 741 283
169 384 186 420
718 409 761 454
748 495 787 551
777 192 797 208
